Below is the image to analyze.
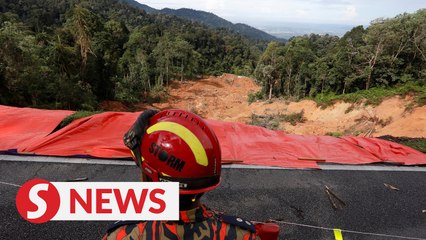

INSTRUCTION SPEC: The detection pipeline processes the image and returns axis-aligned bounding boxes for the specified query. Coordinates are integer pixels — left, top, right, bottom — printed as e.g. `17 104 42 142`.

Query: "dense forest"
126 0 278 41
0 0 425 110
151 7 278 41
0 0 261 109
255 9 426 101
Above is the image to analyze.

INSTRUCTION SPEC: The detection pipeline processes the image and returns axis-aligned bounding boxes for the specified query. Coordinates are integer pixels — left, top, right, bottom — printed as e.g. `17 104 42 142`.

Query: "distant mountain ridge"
123 0 278 41
124 0 157 13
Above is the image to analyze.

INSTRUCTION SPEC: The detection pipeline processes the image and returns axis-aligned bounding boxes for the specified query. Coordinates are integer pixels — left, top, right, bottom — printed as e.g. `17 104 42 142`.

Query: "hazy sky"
136 0 425 26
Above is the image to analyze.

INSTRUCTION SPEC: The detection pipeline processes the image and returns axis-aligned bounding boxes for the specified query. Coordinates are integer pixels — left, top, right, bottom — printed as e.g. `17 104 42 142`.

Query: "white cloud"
343 5 358 21
204 0 225 11
137 0 424 25
295 9 309 17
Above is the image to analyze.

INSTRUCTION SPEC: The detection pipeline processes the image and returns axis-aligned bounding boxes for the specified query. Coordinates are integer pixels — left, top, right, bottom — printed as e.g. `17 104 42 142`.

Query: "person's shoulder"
218 214 256 233
103 220 145 240
105 220 142 234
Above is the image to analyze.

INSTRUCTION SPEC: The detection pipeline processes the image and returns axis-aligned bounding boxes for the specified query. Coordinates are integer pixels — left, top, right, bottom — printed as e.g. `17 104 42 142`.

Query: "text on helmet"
149 142 186 172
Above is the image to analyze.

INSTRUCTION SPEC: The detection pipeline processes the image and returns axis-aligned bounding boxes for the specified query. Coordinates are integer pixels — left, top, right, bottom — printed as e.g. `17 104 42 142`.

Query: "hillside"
123 0 278 41
121 0 157 13
1 0 424 140
0 0 262 110
158 8 278 41
102 74 426 138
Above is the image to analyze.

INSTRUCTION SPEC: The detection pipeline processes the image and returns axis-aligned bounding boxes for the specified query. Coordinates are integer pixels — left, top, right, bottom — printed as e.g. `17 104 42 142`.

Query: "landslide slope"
144 74 425 138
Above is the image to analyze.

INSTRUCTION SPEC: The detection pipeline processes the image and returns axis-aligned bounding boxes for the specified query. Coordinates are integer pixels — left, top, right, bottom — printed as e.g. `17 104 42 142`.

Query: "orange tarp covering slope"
0 105 73 151
1 105 425 168
341 136 426 165
21 112 140 159
206 120 383 168
207 120 318 168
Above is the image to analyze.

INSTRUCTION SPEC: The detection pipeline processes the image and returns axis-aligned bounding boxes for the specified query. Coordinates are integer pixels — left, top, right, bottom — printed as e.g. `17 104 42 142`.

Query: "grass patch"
148 84 169 103
249 111 306 130
311 83 426 108
401 140 426 153
326 132 344 137
280 111 306 126
247 90 264 104
378 135 426 153
54 111 102 132
344 105 355 114
415 94 426 106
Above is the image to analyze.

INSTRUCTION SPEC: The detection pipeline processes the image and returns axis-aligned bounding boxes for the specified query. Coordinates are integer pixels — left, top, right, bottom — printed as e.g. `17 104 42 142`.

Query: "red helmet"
137 109 221 194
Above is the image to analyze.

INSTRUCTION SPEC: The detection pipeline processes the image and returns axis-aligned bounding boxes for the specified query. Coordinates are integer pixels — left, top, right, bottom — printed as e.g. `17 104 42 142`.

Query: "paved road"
1 156 426 240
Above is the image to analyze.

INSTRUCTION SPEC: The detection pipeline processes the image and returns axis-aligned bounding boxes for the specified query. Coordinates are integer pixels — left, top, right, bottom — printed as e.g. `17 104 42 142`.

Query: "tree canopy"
0 0 261 109
255 9 426 101
1 1 425 110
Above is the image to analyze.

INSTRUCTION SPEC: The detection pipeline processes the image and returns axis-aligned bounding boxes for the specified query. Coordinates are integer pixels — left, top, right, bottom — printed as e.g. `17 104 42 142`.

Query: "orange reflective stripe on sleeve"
115 227 127 240
180 211 190 223
211 221 218 239
152 221 157 239
243 233 251 240
220 222 227 240
165 223 178 235
137 222 146 236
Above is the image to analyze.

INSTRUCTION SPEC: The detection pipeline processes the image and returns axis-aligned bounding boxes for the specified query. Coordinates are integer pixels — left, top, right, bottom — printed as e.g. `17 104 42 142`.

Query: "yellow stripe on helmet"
147 121 208 166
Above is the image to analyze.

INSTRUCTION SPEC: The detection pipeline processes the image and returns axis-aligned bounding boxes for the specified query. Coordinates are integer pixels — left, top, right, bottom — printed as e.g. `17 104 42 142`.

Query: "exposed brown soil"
102 74 426 138
99 101 129 112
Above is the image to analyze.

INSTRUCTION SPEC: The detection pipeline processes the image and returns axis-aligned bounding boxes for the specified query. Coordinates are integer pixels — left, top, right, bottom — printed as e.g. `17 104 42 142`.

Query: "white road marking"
0 181 21 187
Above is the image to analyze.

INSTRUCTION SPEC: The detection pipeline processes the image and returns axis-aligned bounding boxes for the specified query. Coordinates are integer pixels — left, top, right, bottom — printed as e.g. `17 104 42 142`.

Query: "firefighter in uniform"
103 109 262 240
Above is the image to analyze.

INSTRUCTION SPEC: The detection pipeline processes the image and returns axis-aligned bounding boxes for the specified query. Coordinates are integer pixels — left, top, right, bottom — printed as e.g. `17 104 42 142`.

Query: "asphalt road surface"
1 156 426 240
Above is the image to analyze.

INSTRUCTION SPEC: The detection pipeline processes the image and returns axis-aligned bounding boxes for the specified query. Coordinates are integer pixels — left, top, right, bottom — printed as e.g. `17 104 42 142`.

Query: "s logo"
16 179 60 224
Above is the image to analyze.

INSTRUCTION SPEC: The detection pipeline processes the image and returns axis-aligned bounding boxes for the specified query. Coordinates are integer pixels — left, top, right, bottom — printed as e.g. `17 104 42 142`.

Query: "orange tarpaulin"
207 120 387 167
21 112 139 159
0 105 73 152
341 136 426 164
1 105 425 168
207 120 319 168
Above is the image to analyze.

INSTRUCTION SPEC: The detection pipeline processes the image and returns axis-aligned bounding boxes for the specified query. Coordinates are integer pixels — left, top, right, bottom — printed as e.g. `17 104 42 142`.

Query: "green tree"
91 19 129 99
255 64 275 99
331 26 366 93
64 3 100 70
0 21 52 106
173 37 195 81
282 37 316 98
255 42 285 99
152 34 174 86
